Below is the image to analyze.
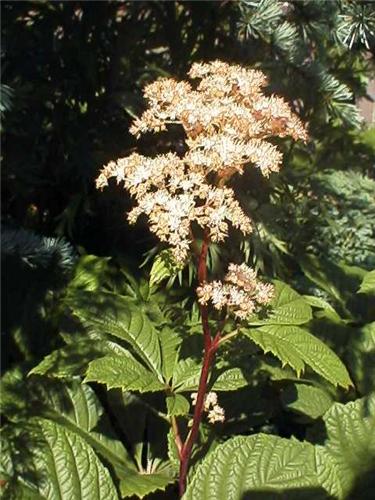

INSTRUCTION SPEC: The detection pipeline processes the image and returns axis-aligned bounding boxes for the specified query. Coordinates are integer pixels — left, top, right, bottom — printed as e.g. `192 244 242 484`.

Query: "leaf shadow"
2 422 47 496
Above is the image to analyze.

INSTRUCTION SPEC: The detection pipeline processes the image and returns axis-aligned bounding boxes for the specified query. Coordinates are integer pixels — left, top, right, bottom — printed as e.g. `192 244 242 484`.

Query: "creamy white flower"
197 263 274 320
96 61 307 262
207 405 225 424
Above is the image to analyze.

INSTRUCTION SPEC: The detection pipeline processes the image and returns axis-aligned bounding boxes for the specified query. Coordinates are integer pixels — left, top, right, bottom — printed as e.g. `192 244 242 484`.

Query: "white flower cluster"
197 263 274 320
191 391 225 424
96 61 307 263
130 60 307 177
96 152 251 263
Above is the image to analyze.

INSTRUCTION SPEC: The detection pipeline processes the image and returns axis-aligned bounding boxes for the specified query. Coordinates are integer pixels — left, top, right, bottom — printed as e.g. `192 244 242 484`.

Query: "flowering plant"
93 61 354 497
1 59 361 500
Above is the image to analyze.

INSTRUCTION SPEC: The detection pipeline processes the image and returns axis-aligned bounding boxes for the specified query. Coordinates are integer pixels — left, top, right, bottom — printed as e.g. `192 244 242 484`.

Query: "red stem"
197 233 211 352
178 232 219 496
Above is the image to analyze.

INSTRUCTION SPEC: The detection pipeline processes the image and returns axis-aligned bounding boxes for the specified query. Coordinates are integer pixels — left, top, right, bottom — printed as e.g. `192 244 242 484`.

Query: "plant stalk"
178 231 218 496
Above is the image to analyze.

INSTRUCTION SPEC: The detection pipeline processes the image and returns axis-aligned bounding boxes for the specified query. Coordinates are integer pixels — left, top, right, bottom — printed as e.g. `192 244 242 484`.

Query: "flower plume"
96 60 307 262
197 263 274 320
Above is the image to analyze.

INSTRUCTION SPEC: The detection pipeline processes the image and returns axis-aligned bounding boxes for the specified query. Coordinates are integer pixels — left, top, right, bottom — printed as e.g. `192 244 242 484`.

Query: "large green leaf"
315 395 375 499
149 249 182 289
29 341 110 378
248 281 312 326
72 292 162 377
281 383 333 419
172 358 202 392
183 434 325 500
159 327 182 383
166 394 190 416
2 418 118 500
85 353 166 392
120 471 174 498
302 295 340 318
358 270 375 295
211 367 250 391
244 325 352 387
67 254 112 293
1 368 102 429
1 369 136 476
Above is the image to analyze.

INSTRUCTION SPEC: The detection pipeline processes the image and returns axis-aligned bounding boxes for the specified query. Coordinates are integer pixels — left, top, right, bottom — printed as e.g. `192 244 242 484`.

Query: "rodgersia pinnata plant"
95 61 354 497
96 60 309 495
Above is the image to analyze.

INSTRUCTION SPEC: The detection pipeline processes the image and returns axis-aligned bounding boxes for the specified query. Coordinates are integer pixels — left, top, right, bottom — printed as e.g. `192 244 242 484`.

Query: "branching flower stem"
178 231 221 496
218 329 240 346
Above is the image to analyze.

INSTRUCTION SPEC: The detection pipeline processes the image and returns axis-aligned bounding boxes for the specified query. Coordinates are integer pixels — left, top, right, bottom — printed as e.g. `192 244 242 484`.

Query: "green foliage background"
1 1 375 499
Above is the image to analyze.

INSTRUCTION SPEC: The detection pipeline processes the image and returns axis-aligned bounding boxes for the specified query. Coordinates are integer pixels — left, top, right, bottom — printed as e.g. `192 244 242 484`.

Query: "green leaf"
315 395 375 499
172 358 202 392
3 418 118 500
120 471 174 498
249 281 312 326
244 325 352 387
85 353 165 392
183 434 323 500
211 368 250 391
1 368 101 429
67 254 111 293
347 322 375 393
1 369 136 476
302 295 337 314
166 394 190 416
167 429 180 471
149 249 182 289
358 270 375 295
281 383 333 419
29 341 109 378
159 327 182 383
72 292 162 377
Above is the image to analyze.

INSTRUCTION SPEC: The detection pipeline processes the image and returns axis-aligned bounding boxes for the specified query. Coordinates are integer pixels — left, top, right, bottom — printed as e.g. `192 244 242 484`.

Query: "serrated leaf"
72 292 162 377
281 383 333 419
183 434 323 500
1 369 136 476
211 368 250 391
302 295 337 314
4 418 118 500
85 353 165 392
358 270 375 294
167 429 180 471
166 394 190 416
120 471 174 498
172 358 202 392
159 327 182 383
149 249 182 289
244 325 352 388
29 341 108 378
67 254 111 293
1 368 102 429
249 281 312 326
315 395 375 499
